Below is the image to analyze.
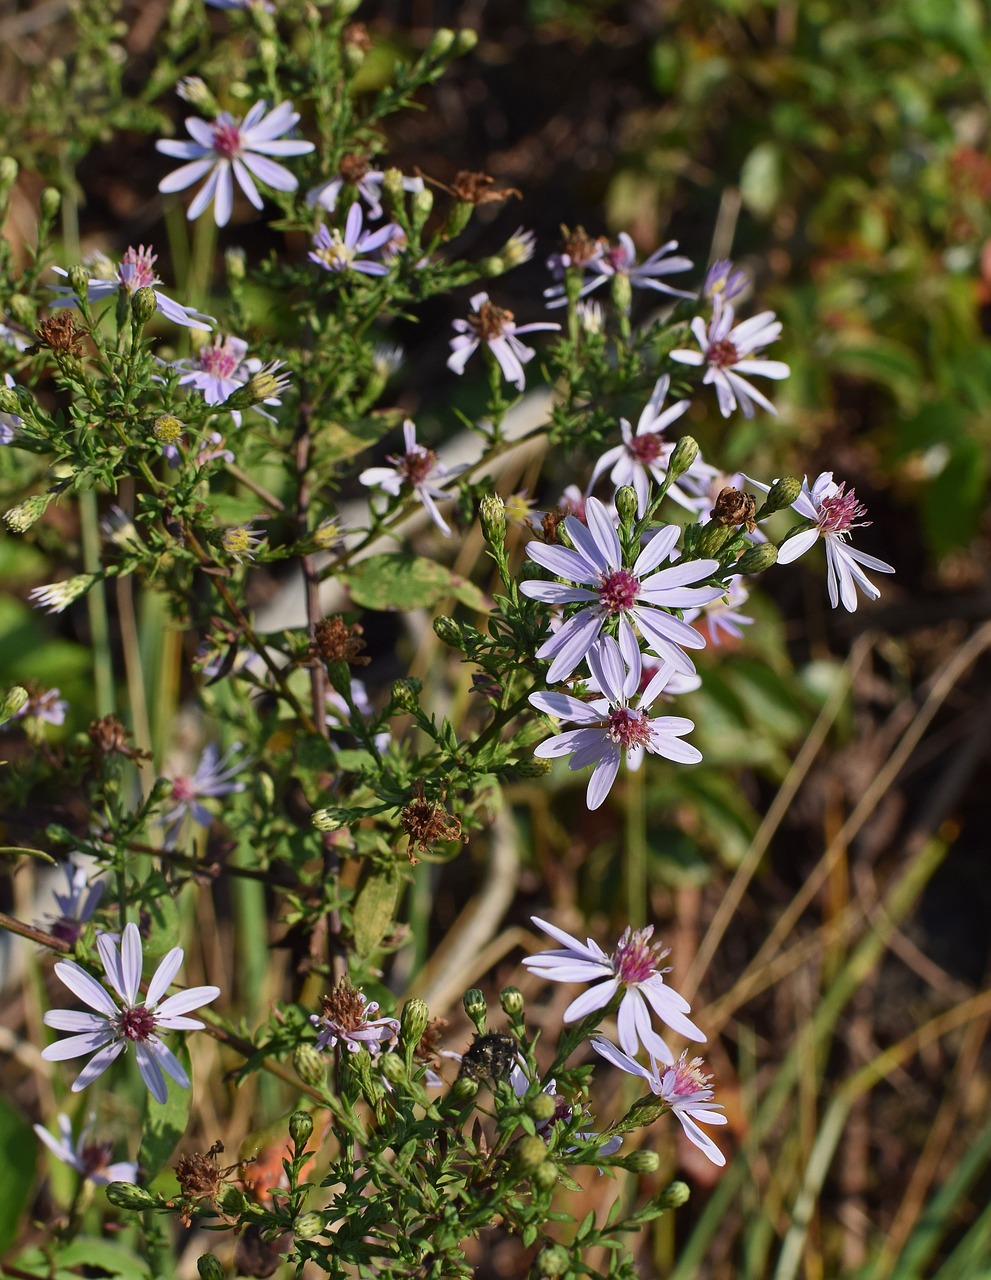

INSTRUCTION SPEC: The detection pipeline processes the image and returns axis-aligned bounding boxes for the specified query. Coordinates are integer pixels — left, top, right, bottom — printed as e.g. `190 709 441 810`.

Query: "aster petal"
158 156 216 194
669 347 704 366
533 728 603 759
52 958 119 1017
118 924 144 1004
586 635 626 705
144 947 184 1008
134 1043 169 1103
674 1112 726 1166
147 1038 191 1089
241 152 298 192
185 116 218 147
586 754 621 810
539 610 605 684
525 539 599 583
584 498 622 568
520 581 599 604
154 984 220 1022
488 337 528 390
529 691 604 724
839 543 895 574
524 959 615 982
529 917 603 959
43 1009 110 1034
777 527 820 564
632 604 707 655
70 1039 126 1092
616 991 644 1056
42 1029 116 1061
186 164 222 221
563 978 618 1022
232 158 264 210
589 1035 651 1079
639 979 706 1041
446 337 479 375
637 556 721 592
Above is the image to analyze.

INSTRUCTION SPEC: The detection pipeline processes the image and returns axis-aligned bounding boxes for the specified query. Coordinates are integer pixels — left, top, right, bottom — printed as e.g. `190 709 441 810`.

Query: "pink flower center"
629 434 663 466
612 925 667 984
170 775 196 803
606 707 653 753
664 1055 711 1097
211 121 242 159
118 1005 157 1041
198 339 242 379
397 445 437 487
118 246 158 292
81 1141 114 1174
598 568 640 614
705 337 739 368
469 301 513 342
816 483 869 536
602 242 630 272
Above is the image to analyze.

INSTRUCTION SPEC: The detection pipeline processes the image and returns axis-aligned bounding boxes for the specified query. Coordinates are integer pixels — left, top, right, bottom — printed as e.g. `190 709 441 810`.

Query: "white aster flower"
34 1113 138 1185
448 291 560 391
524 914 704 1064
49 244 214 329
359 419 466 537
160 741 250 845
670 304 789 418
529 633 702 810
41 922 220 1103
752 471 895 611
520 495 722 683
156 99 314 228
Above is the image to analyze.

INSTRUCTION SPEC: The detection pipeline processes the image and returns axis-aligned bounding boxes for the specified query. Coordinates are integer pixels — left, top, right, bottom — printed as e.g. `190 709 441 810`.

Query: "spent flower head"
307 155 423 220
312 979 399 1055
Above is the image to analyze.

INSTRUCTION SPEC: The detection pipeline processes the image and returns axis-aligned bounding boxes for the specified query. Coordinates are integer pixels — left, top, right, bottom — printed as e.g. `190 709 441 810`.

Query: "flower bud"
450 1074 478 1101
312 808 343 832
289 1110 314 1150
479 493 506 546
463 988 487 1032
153 414 184 445
0 385 19 414
424 28 456 60
293 1043 326 1088
532 1159 559 1191
452 29 479 56
433 615 464 650
527 1092 557 1125
104 1181 157 1210
513 1135 549 1173
4 491 51 532
293 1211 326 1241
515 755 553 778
68 263 91 299
694 522 731 558
196 1254 227 1280
615 485 637 527
476 254 506 277
400 997 430 1049
667 435 699 483
379 1051 406 1086
390 677 423 712
7 293 34 327
499 987 524 1018
0 156 18 209
656 1179 691 1210
225 247 246 284
735 541 778 576
763 476 802 514
410 185 434 231
443 201 474 241
0 686 29 725
610 271 632 315
622 1148 660 1174
40 187 61 224
535 1244 570 1277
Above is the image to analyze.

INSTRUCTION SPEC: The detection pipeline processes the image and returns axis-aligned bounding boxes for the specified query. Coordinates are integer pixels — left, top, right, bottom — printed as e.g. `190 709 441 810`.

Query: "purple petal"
70 1040 126 1090
52 958 118 1017
563 979 618 1022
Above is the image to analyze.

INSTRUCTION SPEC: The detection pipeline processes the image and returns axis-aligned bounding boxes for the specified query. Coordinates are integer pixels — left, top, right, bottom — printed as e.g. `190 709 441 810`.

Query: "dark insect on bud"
457 1032 518 1084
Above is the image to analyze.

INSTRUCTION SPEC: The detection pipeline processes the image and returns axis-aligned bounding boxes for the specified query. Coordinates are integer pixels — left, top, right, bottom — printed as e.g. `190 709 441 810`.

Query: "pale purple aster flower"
545 234 694 309
311 981 399 1055
751 471 895 611
156 100 314 228
702 259 748 309
587 375 715 516
160 741 249 844
359 419 466 537
46 860 105 946
447 291 560 391
50 245 214 329
11 686 69 727
169 334 283 426
523 914 704 1064
206 0 276 10
34 1114 138 1185
670 304 789 418
683 579 755 646
1 373 20 443
309 202 399 276
590 1039 727 1167
528 633 702 810
307 159 422 221
520 495 722 682
41 922 220 1104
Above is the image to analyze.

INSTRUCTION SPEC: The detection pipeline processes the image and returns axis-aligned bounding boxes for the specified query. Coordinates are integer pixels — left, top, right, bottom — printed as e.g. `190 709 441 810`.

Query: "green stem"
79 489 115 717
625 759 647 929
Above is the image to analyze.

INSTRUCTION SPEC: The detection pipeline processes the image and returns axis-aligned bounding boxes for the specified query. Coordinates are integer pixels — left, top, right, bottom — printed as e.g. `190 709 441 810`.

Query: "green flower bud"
225 247 246 284
0 686 29 725
463 988 487 1032
7 293 34 327
433 615 464 650
656 1179 691 1210
68 264 91 299
450 1074 478 1101
40 187 61 224
177 76 218 115
381 168 405 207
400 997 430 1049
452 28 479 55
736 541 779 576
424 28 456 60
0 156 18 209
293 1211 326 1241
622 1148 660 1174
499 987 524 1018
527 1093 557 1125
535 1244 571 1277
615 485 638 527
443 201 474 241
763 476 802 514
380 1051 406 1086
0 386 19 414
289 1110 314 1149
532 1159 559 1191
4 491 52 532
694 522 731 558
293 1043 326 1088
611 271 632 315
391 677 423 712
479 493 506 546
410 185 434 232
667 435 700 482
197 1253 227 1280
515 755 553 778
513 1135 549 1173
476 255 506 277
104 1181 157 1210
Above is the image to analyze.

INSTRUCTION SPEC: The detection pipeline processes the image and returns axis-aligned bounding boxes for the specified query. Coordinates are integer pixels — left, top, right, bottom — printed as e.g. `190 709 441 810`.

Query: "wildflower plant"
0 3 902 1277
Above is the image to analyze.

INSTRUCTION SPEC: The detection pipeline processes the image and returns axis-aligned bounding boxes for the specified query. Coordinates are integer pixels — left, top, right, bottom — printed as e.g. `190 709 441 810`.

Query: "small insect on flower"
457 1032 519 1084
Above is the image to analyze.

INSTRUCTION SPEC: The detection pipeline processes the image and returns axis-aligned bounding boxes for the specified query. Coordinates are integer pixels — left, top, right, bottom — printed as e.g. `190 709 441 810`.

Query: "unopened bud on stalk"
515 756 553 778
400 997 430 1049
622 1149 661 1174
656 1179 691 1209
40 187 61 224
694 522 731 558
499 987 524 1018
0 386 19 414
452 29 478 55
0 156 17 210
532 1159 559 1192
68 264 91 299
424 28 456 60
0 686 29 725
535 1244 570 1277
527 1093 557 1124
433 615 464 650
292 1044 326 1088
379 1052 406 1086
667 435 699 482
763 476 802 514
177 76 218 114
450 1075 478 1101
443 200 474 241
410 185 434 232
225 247 246 284
615 485 638 527
289 1109 314 1149
8 293 33 327
104 1181 157 1210
610 271 632 315
391 677 423 712
479 493 506 546
463 988 487 1032
4 492 51 532
513 1135 549 1174
736 541 778 575
196 1255 226 1280
131 287 157 326
293 1212 326 1241
312 808 343 832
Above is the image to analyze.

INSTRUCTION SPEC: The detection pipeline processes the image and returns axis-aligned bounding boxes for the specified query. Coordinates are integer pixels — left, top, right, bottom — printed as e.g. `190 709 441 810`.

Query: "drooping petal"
70 1040 126 1091
52 958 119 1017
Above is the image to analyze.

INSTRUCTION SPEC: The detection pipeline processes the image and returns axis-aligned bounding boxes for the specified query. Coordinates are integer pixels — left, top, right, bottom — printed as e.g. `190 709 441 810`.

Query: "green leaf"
316 411 403 466
922 436 986 557
0 845 56 864
352 871 399 958
343 554 484 612
55 1238 151 1279
137 1043 193 1181
0 1097 35 1255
